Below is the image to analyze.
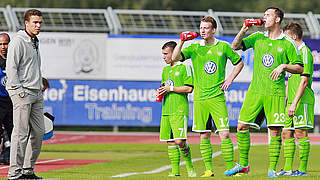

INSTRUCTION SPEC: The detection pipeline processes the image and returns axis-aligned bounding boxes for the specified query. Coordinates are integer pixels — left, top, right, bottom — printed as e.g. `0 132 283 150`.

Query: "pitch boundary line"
111 145 238 178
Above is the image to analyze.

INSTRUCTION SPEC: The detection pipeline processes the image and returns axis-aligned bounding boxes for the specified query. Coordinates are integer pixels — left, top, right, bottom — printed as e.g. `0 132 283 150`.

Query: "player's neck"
170 61 177 67
267 25 281 40
295 39 304 47
204 36 215 45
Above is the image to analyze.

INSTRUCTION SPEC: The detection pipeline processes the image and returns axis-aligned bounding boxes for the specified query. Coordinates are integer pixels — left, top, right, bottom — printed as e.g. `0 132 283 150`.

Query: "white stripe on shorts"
184 115 187 138
304 103 308 126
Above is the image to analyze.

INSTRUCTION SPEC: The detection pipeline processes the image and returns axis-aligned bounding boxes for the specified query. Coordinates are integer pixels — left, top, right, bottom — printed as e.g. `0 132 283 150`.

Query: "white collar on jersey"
168 61 182 67
200 38 219 46
298 42 306 50
264 31 285 40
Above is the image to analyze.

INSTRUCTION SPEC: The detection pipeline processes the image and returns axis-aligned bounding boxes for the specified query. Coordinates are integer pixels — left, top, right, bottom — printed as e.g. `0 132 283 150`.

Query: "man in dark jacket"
0 33 13 165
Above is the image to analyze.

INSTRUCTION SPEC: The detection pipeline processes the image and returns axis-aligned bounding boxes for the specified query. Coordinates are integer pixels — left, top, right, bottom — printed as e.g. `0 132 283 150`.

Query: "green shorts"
192 94 229 133
160 115 188 141
284 102 314 130
239 91 285 129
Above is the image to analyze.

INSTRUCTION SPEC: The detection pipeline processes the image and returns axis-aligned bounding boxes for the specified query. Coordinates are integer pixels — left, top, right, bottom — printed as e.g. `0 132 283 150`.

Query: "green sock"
200 138 213 171
168 145 180 175
237 130 250 167
298 137 310 173
283 138 295 171
221 138 234 170
179 143 193 170
268 135 282 171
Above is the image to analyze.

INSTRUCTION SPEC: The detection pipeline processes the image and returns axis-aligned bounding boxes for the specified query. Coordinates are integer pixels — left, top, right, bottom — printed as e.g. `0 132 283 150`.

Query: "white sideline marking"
111 146 238 178
0 159 64 170
36 159 65 164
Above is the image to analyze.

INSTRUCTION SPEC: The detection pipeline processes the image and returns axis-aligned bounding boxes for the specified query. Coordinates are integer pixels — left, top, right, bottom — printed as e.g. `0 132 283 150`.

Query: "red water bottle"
156 83 165 102
244 19 264 26
180 32 199 41
156 92 164 102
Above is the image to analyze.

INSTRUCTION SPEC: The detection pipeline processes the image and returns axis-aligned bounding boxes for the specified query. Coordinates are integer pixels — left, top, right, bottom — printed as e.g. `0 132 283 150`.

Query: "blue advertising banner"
44 79 250 127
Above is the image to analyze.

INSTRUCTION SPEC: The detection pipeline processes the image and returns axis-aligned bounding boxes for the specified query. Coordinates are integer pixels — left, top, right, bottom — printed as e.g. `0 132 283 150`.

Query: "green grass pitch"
2 143 320 179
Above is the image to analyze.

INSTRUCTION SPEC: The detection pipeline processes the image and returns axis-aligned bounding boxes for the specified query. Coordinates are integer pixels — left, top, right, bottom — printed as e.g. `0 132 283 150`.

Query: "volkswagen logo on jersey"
262 53 274 68
1 75 7 87
167 79 174 86
288 72 292 78
204 61 217 74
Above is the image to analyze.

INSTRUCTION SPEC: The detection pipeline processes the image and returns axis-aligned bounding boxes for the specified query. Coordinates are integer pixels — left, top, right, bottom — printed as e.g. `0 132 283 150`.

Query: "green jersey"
242 32 303 97
181 39 241 100
161 62 193 116
287 42 314 104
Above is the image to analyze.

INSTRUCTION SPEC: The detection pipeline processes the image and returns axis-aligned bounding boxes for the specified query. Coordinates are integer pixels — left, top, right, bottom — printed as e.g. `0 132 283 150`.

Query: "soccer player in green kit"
277 22 314 177
172 16 244 177
226 7 304 178
157 41 196 177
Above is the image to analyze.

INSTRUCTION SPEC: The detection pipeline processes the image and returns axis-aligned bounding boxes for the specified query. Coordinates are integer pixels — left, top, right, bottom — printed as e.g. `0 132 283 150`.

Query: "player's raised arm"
172 39 185 62
172 32 199 62
231 23 250 50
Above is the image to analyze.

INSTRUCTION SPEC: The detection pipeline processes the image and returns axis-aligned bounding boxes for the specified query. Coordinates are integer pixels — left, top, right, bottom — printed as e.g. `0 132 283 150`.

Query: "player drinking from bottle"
157 41 196 177
277 22 314 177
226 7 304 178
172 16 244 177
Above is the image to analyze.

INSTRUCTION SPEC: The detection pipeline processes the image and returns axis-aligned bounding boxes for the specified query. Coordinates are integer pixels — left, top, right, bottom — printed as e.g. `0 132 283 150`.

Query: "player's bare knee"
175 139 185 147
237 123 249 131
295 129 308 139
269 126 281 136
282 129 294 139
218 130 230 139
167 141 175 145
200 132 211 139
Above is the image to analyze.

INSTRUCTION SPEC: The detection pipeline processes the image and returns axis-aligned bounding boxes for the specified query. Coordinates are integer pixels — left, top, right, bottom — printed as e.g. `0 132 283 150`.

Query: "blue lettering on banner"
44 79 255 127
44 80 158 126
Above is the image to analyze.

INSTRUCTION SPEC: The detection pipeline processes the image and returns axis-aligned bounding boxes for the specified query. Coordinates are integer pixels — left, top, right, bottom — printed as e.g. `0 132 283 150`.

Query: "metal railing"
1 5 320 38
0 7 10 31
5 6 113 33
110 8 208 35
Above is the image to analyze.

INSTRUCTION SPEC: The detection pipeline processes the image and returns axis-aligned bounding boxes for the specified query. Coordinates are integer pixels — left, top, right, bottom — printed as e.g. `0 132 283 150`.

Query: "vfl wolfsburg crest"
204 61 217 74
167 79 174 86
262 53 274 68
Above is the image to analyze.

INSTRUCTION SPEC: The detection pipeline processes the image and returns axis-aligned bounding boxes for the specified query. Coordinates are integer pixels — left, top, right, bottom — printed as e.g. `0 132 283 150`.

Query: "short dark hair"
24 9 42 22
265 7 284 23
0 33 10 42
283 22 303 40
201 16 217 29
162 41 177 50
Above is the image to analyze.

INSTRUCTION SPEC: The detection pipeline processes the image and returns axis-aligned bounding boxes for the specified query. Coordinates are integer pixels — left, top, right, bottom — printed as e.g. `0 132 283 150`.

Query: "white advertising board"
38 32 108 79
312 82 320 115
105 38 169 81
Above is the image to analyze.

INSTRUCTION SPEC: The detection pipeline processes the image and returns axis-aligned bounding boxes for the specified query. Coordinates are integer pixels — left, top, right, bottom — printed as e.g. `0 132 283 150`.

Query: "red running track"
43 132 320 145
